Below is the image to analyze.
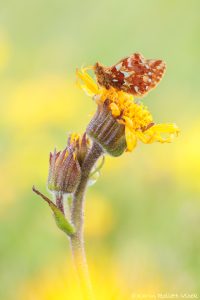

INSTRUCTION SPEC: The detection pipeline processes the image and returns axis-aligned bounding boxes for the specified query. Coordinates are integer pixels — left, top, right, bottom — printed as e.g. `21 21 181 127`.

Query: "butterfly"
94 53 166 97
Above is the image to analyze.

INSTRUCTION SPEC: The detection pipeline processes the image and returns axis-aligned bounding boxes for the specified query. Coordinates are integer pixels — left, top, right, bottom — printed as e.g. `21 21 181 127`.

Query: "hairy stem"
55 193 64 214
70 141 103 300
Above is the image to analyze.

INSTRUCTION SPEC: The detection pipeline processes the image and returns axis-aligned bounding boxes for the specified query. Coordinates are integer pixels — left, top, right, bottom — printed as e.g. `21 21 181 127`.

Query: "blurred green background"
1 0 200 299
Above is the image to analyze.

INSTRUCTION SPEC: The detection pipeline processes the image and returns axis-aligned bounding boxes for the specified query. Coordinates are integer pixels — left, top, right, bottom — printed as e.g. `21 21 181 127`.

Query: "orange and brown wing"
96 53 166 97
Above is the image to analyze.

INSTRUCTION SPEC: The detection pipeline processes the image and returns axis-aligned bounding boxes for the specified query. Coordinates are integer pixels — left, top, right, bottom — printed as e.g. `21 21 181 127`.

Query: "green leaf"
50 203 75 236
32 186 75 236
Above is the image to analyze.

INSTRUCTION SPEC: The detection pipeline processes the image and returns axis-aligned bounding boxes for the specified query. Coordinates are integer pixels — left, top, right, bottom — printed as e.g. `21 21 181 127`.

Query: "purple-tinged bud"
68 132 91 166
86 102 126 157
48 147 81 194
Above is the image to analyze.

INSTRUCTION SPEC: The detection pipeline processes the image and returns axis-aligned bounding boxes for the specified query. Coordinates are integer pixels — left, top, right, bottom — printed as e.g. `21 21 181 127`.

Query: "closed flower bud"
48 147 81 194
68 132 91 165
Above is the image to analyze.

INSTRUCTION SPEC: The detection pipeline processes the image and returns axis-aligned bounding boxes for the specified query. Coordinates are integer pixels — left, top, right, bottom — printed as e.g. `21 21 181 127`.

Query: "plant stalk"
70 141 103 300
55 193 64 214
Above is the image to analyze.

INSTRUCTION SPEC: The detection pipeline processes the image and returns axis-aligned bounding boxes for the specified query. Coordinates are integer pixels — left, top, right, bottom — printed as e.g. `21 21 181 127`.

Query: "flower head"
76 67 179 153
48 145 81 194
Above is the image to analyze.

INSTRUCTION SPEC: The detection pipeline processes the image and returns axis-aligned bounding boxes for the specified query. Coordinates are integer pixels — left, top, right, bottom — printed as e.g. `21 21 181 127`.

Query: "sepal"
86 103 126 156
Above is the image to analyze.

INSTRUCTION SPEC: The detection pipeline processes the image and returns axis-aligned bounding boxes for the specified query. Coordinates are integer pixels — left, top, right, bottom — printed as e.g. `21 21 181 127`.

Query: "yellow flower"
76 67 179 152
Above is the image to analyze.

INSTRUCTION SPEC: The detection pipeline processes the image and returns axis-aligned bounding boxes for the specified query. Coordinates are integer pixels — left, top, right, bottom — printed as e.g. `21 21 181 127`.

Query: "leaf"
32 186 75 236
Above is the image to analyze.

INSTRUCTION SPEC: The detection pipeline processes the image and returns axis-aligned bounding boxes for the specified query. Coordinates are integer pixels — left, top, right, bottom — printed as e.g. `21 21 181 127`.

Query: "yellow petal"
76 68 99 96
137 123 180 144
70 133 80 143
123 116 133 129
136 131 156 144
109 103 120 117
125 126 137 152
149 123 180 135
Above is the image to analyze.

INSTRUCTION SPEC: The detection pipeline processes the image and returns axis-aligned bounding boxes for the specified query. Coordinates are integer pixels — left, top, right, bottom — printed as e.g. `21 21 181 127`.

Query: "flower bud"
48 147 81 194
68 132 91 165
86 102 126 156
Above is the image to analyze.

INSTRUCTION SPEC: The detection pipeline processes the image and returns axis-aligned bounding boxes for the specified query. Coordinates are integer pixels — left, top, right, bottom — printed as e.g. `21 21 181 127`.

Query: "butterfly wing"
109 53 166 96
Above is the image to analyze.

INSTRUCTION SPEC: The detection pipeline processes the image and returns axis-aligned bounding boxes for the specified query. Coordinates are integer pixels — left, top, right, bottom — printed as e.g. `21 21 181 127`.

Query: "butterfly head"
94 62 111 89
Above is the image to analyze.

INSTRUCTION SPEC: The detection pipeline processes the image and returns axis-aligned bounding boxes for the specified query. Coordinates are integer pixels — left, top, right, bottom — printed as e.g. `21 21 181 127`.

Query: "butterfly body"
94 53 166 97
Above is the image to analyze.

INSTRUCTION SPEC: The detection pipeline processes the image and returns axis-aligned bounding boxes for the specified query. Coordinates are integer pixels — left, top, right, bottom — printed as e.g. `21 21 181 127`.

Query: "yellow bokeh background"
1 1 200 299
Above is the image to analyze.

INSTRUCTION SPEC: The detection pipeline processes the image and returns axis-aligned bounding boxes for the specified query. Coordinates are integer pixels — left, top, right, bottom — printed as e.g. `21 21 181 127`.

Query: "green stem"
89 155 105 178
70 141 103 300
